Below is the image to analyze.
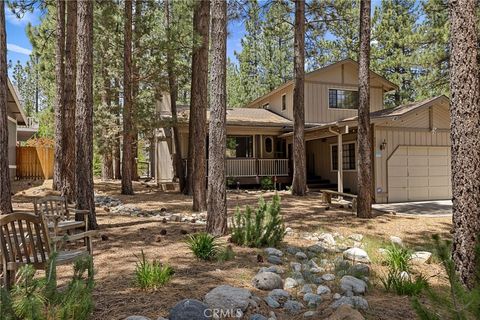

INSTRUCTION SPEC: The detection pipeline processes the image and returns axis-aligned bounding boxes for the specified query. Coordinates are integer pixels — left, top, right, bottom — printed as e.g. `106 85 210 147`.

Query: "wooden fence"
16 146 54 179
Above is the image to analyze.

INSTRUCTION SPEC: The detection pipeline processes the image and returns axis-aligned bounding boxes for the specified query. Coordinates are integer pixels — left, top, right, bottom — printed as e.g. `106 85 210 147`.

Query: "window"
282 94 286 111
226 136 253 158
331 142 356 171
262 103 269 109
329 89 359 110
265 137 273 153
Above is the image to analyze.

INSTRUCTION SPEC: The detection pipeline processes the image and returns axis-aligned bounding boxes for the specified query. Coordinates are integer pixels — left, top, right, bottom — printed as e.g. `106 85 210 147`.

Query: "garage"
387 146 451 202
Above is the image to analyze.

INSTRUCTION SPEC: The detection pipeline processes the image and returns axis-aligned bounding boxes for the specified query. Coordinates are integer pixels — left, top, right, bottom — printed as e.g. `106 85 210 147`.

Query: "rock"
349 263 370 276
299 284 313 294
303 293 322 307
286 246 301 255
290 262 302 272
259 266 284 274
252 272 283 290
284 300 304 314
169 299 209 320
389 236 403 247
312 276 323 285
330 296 368 310
410 251 432 264
267 255 283 265
317 285 331 295
322 273 336 281
340 276 367 295
264 296 280 308
318 233 336 245
250 314 268 320
349 234 364 242
326 304 365 320
268 289 290 303
265 248 283 257
284 277 298 289
295 251 308 260
307 244 325 254
204 285 252 313
125 317 151 320
343 248 370 263
268 311 277 320
303 311 318 319
310 267 325 274
333 293 341 300
171 214 181 222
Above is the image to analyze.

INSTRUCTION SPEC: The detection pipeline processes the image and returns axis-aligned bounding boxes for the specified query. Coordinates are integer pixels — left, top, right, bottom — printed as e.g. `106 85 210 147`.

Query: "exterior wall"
8 118 17 179
249 62 386 123
306 133 358 194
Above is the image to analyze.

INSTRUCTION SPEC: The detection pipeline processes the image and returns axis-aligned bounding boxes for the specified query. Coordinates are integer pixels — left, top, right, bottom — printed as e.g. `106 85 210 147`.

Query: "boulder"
284 300 304 314
410 251 432 264
316 285 331 295
349 263 370 276
340 276 367 295
267 255 283 265
169 299 209 320
343 248 370 263
204 285 252 313
252 272 283 290
265 248 283 257
330 296 368 310
325 304 365 320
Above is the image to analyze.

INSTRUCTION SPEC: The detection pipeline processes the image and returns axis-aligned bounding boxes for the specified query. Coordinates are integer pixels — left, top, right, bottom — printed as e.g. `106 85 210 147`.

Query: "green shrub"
216 245 235 262
384 244 411 273
185 232 220 261
134 250 174 290
231 193 285 248
260 177 274 190
0 255 94 320
412 235 480 319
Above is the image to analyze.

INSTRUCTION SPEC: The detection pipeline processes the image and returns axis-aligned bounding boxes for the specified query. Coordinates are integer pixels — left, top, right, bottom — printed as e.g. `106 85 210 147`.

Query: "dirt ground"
11 179 452 320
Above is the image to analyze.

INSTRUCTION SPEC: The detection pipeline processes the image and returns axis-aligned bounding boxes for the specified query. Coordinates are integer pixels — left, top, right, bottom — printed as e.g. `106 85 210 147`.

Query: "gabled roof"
175 106 292 127
245 59 399 108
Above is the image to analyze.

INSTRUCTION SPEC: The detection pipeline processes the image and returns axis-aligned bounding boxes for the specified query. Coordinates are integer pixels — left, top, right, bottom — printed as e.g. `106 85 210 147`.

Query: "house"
155 59 452 204
6 78 38 179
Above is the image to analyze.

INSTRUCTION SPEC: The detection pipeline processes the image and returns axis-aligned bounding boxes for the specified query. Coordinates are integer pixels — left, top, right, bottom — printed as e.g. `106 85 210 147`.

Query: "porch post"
337 132 343 193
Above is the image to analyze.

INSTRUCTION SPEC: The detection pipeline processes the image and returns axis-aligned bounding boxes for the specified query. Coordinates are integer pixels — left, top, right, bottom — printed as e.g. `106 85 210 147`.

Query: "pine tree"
0 0 12 214
449 0 480 289
357 0 373 219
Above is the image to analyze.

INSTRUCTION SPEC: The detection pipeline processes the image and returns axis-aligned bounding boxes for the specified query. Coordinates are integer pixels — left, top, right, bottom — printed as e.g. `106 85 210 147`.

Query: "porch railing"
183 158 289 178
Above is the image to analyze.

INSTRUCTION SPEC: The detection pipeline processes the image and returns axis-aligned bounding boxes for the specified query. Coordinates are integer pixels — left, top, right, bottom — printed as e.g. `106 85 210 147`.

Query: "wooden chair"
0 212 94 289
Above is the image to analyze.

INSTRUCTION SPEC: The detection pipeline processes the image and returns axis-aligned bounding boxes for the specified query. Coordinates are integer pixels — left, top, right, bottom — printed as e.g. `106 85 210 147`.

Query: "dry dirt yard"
11 179 452 320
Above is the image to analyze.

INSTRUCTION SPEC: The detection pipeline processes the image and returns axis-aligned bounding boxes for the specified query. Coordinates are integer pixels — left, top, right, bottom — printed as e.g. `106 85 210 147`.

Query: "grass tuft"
185 232 220 261
134 250 174 290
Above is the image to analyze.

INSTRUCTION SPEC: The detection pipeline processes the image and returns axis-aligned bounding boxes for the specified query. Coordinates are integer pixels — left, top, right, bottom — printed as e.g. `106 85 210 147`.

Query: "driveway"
373 200 452 217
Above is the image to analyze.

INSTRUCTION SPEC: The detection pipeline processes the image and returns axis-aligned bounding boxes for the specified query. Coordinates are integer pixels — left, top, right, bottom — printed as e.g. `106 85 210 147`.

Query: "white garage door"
387 146 451 202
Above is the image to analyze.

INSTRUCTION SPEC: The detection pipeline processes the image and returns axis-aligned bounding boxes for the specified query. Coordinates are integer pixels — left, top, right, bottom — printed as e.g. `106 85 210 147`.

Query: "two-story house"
155 59 451 204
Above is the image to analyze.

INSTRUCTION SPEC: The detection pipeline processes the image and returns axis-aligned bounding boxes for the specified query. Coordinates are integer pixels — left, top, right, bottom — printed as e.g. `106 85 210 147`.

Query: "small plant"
412 235 480 319
216 245 236 262
134 250 174 290
231 193 285 248
260 176 274 190
185 232 220 261
384 244 411 273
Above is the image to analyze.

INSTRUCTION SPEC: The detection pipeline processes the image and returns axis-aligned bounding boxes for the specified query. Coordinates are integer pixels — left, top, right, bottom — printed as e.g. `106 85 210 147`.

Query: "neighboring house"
6 78 38 179
155 59 452 203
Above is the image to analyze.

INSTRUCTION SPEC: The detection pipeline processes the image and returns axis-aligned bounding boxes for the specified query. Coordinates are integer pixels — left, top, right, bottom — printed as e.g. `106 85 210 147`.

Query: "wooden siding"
16 146 54 179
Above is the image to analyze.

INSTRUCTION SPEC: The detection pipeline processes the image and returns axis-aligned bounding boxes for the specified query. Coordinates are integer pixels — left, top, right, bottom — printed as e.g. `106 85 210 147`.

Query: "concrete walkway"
373 200 452 217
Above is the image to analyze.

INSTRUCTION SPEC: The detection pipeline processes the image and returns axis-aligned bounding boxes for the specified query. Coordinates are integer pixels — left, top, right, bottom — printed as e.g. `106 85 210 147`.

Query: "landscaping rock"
333 293 341 300
265 248 283 257
307 244 325 254
299 284 313 294
322 273 336 281
284 277 298 289
326 304 365 320
295 251 308 260
303 311 318 319
169 299 209 320
268 289 290 303
349 234 364 242
318 233 336 246
316 285 331 295
303 293 322 307
125 317 151 320
267 255 283 265
264 296 280 308
410 251 432 264
286 246 301 255
259 266 284 274
349 263 370 276
290 262 302 272
252 272 283 290
389 236 403 247
330 296 369 310
204 285 252 313
340 276 367 295
250 314 268 320
284 300 304 314
343 248 370 263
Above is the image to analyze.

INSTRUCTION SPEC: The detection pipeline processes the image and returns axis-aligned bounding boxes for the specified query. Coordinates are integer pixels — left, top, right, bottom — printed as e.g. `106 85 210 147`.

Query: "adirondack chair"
0 212 94 288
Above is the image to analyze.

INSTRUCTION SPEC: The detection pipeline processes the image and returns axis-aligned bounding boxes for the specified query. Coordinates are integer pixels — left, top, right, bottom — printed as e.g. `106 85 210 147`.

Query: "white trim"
327 87 359 111
264 136 274 155
7 115 17 123
8 165 17 169
330 141 357 172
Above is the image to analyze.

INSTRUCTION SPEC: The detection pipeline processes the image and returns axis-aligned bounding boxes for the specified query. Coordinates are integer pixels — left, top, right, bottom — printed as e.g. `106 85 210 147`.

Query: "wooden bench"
0 212 95 288
320 189 358 212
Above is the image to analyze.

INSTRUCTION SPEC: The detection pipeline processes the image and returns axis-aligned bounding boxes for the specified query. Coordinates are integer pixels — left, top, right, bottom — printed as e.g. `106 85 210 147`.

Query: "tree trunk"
291 0 307 196
449 0 480 289
0 3 12 214
100 58 114 181
356 0 373 219
187 0 210 211
207 0 227 235
75 0 97 230
131 0 142 182
53 0 65 192
122 0 134 195
102 151 114 181
165 0 185 191
63 0 77 202
113 78 121 180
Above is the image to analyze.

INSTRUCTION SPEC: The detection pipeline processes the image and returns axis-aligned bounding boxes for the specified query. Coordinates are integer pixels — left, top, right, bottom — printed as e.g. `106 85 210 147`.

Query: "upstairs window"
329 89 359 110
282 94 286 111
331 142 356 171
